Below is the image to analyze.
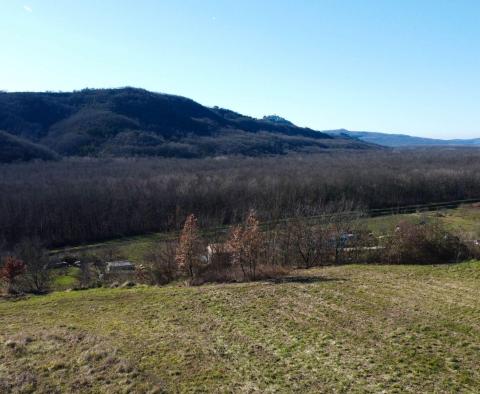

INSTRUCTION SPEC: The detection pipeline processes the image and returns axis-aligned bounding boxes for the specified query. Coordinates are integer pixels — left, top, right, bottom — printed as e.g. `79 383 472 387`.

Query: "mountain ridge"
0 87 377 162
325 129 480 147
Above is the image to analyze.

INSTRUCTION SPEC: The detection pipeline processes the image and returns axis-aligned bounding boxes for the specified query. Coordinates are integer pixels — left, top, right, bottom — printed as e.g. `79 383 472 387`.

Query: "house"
206 243 235 263
105 261 135 274
48 259 82 269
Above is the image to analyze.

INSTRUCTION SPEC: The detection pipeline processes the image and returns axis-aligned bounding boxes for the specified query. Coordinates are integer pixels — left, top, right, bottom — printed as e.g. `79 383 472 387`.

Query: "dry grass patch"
0 328 163 393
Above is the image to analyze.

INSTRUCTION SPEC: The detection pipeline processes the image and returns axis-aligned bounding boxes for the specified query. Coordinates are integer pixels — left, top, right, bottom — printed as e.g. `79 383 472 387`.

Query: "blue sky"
1 0 479 138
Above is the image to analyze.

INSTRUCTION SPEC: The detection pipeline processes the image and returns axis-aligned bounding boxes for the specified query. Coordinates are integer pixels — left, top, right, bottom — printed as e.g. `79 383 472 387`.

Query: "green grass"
50 232 170 263
365 204 480 237
52 267 81 290
2 262 480 393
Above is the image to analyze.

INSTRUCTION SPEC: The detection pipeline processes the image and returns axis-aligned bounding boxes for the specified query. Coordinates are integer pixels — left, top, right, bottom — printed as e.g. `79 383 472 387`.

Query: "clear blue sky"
1 0 479 138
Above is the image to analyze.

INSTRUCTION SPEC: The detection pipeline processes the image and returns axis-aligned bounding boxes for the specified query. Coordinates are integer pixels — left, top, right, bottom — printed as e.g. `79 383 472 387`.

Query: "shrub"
285 219 325 268
0 256 26 294
383 220 469 264
15 239 51 293
143 242 178 285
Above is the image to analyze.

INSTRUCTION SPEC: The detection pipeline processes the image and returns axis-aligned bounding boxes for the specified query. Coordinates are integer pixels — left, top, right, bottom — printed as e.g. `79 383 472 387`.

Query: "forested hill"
0 88 376 162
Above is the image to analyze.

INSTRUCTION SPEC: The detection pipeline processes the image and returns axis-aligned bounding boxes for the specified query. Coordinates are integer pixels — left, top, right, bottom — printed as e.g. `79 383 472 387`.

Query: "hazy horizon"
1 0 479 138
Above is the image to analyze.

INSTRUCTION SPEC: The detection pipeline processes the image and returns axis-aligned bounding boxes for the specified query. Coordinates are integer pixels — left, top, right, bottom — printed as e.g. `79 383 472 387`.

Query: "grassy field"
365 204 480 236
1 262 480 393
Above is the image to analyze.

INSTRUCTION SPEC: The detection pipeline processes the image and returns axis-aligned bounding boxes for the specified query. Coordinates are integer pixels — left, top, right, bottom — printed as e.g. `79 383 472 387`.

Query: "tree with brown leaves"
175 214 204 282
227 210 264 280
0 256 26 294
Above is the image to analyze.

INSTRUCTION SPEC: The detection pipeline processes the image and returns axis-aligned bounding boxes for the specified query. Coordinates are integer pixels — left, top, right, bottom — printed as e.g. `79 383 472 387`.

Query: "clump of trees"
0 210 476 294
139 211 289 286
138 211 475 287
170 211 284 285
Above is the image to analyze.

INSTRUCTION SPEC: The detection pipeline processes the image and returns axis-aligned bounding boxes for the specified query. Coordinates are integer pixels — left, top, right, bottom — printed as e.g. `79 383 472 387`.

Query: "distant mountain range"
0 88 376 163
325 129 480 147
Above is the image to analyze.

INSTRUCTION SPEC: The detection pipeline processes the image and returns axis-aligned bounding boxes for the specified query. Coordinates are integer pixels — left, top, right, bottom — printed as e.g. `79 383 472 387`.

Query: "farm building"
105 261 135 274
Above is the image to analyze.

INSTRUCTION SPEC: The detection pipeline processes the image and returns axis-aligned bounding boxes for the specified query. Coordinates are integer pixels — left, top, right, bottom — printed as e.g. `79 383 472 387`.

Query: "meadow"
1 262 479 393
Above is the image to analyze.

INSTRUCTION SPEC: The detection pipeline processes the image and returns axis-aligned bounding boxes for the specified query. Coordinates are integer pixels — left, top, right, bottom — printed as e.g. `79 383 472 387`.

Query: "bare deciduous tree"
144 242 178 285
15 239 50 293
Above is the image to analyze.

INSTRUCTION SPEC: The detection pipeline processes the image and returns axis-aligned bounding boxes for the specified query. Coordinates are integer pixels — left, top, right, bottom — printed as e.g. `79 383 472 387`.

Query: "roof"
207 243 235 254
106 260 134 266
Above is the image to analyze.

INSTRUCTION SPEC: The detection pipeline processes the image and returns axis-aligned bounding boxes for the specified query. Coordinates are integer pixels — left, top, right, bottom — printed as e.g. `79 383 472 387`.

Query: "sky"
1 0 479 138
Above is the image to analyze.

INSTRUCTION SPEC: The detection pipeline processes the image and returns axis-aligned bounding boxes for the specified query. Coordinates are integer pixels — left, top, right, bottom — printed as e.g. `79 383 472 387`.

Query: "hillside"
0 88 375 162
1 262 479 392
326 129 480 147
0 130 59 163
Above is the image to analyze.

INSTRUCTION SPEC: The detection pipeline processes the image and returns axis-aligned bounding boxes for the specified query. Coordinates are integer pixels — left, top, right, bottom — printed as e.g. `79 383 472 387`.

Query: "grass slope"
1 262 480 393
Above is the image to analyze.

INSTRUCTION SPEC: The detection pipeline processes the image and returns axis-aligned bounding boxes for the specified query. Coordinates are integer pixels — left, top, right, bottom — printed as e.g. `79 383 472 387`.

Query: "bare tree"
143 242 178 285
288 219 325 268
15 239 50 293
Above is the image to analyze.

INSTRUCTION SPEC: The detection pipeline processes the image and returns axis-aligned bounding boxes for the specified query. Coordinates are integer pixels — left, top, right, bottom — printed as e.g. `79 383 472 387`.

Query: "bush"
0 256 26 294
75 253 105 289
143 242 178 285
383 220 469 264
15 239 51 293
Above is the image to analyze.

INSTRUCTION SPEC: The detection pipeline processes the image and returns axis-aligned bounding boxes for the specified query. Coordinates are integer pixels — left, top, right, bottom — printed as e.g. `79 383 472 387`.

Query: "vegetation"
42 204 480 267
14 240 51 294
0 88 371 162
384 220 469 265
0 205 471 295
1 118 480 391
226 210 264 281
1 262 479 392
0 257 26 294
175 213 204 282
0 130 59 163
2 149 480 247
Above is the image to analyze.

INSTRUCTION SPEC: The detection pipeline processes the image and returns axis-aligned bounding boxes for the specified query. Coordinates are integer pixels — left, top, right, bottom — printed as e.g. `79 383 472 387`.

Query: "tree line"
2 208 477 294
1 148 480 248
